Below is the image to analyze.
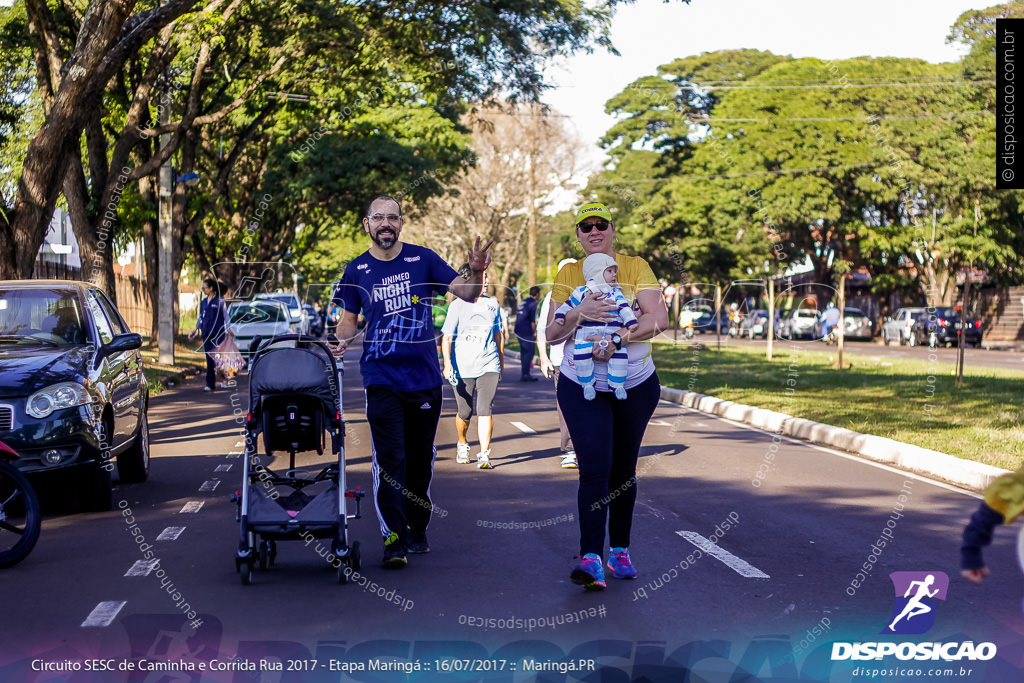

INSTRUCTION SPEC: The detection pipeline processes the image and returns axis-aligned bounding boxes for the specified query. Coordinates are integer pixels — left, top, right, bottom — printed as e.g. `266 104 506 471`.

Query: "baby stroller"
233 334 364 585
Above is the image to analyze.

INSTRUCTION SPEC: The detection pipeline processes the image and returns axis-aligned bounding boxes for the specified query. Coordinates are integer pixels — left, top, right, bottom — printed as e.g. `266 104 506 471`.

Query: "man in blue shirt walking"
514 286 540 381
330 195 493 568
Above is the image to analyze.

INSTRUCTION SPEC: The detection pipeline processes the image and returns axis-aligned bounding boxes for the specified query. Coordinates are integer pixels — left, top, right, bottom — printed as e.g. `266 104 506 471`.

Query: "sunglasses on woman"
577 221 610 233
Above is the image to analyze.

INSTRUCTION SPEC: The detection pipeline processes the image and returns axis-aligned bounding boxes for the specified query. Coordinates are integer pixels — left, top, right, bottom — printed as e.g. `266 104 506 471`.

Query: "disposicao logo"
831 570 997 663
883 571 948 635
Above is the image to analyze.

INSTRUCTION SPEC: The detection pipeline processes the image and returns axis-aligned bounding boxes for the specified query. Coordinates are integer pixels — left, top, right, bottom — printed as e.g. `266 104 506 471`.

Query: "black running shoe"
382 533 407 569
408 530 430 554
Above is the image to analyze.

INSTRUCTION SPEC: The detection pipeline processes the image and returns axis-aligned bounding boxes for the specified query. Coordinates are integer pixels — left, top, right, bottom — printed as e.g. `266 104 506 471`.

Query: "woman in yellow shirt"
545 202 669 590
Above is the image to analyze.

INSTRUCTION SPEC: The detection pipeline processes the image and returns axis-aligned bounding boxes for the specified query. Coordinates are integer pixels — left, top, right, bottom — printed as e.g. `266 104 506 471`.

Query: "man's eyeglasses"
577 221 610 233
367 214 402 224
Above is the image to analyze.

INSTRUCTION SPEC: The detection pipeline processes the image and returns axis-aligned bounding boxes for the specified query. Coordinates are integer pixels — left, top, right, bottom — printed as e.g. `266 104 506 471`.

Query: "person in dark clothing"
328 195 493 569
961 465 1024 584
189 277 229 392
514 286 541 381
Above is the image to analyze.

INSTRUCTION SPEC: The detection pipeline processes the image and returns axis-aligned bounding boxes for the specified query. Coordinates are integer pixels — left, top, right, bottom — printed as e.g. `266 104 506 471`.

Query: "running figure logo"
883 571 949 635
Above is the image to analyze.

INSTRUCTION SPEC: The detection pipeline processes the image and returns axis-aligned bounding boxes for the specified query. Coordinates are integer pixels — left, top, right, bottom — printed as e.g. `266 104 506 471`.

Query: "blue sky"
544 0 989 167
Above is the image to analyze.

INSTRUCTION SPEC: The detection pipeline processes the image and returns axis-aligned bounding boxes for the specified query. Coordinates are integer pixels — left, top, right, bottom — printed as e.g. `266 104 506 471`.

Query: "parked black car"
0 280 150 510
909 307 983 348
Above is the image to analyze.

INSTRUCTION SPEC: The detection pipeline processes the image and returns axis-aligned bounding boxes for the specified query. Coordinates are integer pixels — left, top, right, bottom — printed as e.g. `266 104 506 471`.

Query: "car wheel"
883 331 891 346
117 410 150 483
898 332 906 346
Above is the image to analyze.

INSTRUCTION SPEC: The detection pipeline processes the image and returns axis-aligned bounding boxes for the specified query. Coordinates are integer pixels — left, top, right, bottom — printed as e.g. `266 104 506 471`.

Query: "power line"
691 80 994 91
590 162 878 186
688 111 993 123
629 80 993 91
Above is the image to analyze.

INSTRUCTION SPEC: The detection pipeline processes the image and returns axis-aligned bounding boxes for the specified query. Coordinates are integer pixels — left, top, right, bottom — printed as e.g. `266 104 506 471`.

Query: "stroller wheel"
337 562 350 585
351 541 361 572
240 561 254 586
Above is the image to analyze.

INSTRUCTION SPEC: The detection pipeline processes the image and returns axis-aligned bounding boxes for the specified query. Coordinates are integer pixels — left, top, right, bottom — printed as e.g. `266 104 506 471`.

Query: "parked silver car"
815 307 873 341
253 292 309 335
227 300 292 356
779 308 818 340
880 307 927 346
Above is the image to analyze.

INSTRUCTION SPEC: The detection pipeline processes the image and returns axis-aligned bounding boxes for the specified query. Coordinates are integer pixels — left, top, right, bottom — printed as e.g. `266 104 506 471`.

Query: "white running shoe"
561 452 578 469
456 442 470 464
476 449 492 469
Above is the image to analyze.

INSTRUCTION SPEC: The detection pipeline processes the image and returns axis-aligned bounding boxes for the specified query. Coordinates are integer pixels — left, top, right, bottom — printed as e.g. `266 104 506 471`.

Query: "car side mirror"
97 332 143 362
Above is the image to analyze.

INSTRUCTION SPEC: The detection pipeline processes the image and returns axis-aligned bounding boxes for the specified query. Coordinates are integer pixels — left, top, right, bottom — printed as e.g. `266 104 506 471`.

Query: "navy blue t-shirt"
514 296 538 340
333 243 459 390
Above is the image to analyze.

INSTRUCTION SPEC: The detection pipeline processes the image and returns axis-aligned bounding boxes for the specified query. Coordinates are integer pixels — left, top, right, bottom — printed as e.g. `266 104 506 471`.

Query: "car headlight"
26 382 92 419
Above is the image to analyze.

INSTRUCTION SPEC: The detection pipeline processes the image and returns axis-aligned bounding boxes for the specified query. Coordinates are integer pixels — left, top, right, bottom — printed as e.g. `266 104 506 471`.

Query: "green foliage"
0 1 37 201
591 20 1024 299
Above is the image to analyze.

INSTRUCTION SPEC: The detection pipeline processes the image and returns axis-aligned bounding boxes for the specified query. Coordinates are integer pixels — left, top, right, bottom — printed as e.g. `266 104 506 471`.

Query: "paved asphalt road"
1 342 1021 682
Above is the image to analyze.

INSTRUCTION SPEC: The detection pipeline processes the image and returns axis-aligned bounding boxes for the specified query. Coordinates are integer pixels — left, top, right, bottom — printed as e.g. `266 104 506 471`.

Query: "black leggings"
557 372 661 557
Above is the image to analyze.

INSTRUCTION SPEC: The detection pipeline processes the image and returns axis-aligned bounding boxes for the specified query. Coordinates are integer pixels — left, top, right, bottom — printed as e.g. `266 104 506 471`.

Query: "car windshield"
230 303 286 324
260 295 299 307
0 288 87 345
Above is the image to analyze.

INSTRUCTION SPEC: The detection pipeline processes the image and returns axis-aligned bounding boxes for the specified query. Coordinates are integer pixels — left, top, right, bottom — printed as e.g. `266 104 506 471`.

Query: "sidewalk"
505 349 1011 492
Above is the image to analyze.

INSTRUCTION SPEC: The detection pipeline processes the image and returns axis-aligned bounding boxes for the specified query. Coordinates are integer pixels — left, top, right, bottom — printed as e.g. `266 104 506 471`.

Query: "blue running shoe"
570 553 606 591
607 547 638 579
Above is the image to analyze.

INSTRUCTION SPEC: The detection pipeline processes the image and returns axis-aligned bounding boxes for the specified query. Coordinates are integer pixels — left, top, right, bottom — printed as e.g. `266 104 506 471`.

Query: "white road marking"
215 464 232 472
157 527 186 541
81 601 126 628
226 453 241 459
676 531 770 578
179 501 204 514
199 480 220 492
235 441 244 447
648 419 673 427
696 409 983 499
510 421 536 434
124 559 160 577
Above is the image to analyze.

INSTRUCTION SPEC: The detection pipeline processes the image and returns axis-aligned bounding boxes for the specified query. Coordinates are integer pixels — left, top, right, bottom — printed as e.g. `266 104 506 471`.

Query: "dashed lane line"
157 526 186 541
179 501 204 514
510 421 536 434
676 530 770 579
81 601 126 628
124 559 160 577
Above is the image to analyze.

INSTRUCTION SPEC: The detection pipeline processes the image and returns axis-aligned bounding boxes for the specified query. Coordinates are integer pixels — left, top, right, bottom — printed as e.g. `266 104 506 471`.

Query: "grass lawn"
651 341 1024 471
139 336 207 396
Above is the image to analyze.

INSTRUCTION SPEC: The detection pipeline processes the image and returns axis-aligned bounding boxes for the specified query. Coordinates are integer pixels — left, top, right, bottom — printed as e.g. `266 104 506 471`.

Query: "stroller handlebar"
249 334 343 375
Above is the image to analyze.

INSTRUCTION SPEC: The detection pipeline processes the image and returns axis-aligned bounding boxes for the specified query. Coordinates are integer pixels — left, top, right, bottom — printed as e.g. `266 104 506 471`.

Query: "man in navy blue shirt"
514 286 540 381
189 277 229 392
330 195 493 568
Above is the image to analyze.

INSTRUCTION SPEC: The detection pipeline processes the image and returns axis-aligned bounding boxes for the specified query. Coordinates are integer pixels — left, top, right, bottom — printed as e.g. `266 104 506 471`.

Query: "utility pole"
157 28 174 365
767 277 775 361
715 283 722 352
956 201 979 386
526 109 538 291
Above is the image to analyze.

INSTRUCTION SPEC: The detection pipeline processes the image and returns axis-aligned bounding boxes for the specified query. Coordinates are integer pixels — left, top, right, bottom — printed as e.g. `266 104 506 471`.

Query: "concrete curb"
659 386 1010 492
504 349 1009 491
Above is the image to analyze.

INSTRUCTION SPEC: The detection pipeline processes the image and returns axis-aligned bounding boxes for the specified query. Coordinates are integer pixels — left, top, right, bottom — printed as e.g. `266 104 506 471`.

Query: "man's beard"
372 228 396 249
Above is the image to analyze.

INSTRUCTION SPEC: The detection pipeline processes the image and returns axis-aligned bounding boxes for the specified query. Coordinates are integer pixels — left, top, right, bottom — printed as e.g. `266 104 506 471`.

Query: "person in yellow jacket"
960 466 1024 583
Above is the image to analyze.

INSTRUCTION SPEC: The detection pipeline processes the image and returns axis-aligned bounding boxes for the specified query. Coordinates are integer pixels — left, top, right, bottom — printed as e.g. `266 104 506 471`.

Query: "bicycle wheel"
0 461 42 568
